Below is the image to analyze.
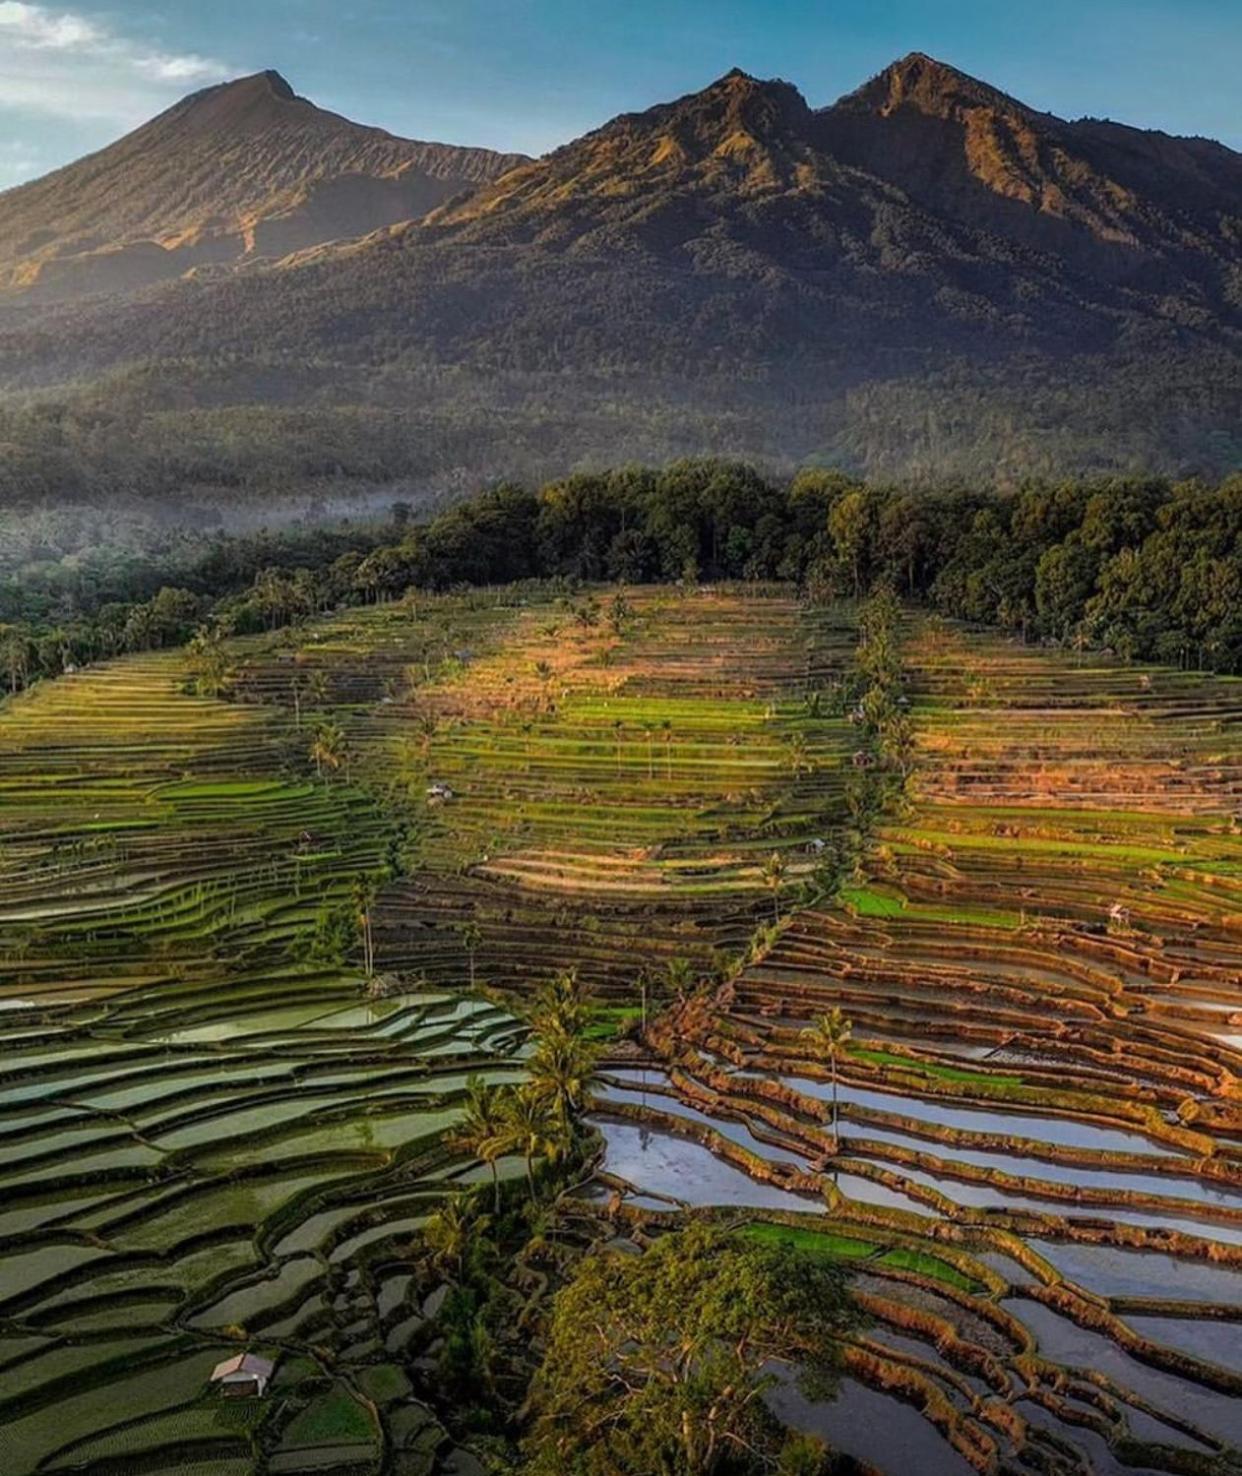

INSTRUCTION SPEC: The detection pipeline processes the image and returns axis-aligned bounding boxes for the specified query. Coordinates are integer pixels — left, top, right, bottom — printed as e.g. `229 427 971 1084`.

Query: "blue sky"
1 0 1239 189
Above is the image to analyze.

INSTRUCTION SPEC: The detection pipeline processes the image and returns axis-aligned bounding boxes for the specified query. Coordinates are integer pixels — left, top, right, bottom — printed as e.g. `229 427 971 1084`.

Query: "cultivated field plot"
0 584 853 1473
0 617 530 1474
600 617 1242 1476
11 591 1242 1475
375 586 856 995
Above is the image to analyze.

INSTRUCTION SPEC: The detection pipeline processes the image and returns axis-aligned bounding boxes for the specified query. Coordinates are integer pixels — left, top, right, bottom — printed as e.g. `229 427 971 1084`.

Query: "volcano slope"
608 611 1242 1475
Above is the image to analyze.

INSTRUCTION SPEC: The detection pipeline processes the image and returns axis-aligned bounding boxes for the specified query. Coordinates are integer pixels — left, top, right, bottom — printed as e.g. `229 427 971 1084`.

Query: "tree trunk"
830 1052 839 1148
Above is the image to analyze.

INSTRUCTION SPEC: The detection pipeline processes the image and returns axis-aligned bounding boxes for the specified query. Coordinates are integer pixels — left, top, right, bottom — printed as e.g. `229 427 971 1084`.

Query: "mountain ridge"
0 70 528 300
0 56 1237 492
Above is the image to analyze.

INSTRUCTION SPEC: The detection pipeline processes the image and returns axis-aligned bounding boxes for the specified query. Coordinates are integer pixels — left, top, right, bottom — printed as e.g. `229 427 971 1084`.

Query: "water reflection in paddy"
1124 1315 1242 1375
768 1371 975 1476
591 1084 809 1165
841 1121 1238 1209
590 1118 824 1214
1003 1298 1242 1446
776 1076 1181 1157
1031 1241 1242 1302
893 1165 1242 1244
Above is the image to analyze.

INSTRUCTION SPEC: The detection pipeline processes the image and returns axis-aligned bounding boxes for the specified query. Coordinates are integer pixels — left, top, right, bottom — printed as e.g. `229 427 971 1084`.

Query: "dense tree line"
3 459 1241 694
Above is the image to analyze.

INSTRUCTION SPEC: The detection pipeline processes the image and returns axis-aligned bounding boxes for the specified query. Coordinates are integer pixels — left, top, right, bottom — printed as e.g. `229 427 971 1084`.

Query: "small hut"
210 1353 274 1399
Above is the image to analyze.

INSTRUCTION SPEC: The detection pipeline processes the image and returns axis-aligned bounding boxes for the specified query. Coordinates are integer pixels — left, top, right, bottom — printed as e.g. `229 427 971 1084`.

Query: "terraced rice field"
0 603 534 1474
0 584 854 1473
603 616 1242 1475
9 589 1242 1474
372 586 856 994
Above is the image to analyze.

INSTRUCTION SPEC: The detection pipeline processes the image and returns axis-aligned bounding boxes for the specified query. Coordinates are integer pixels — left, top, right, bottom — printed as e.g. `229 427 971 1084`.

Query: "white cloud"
0 3 229 124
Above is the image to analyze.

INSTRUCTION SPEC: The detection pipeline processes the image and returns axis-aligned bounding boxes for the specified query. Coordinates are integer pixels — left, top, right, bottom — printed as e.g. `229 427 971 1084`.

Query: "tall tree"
800 1007 853 1150
447 1076 508 1213
524 1223 859 1476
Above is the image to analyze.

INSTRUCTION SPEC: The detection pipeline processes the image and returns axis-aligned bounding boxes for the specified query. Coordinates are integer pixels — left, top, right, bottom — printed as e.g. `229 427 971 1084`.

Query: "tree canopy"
524 1223 860 1476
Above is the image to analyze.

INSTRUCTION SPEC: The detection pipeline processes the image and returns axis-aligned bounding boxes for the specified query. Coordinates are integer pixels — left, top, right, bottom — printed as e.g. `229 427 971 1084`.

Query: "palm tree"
309 720 347 784
785 731 811 778
529 1029 598 1132
762 850 787 925
612 718 625 778
661 719 673 780
187 625 230 697
533 660 554 711
459 920 483 990
422 1192 485 1283
531 970 591 1039
307 669 330 708
447 1076 508 1213
665 956 694 1004
352 873 379 978
500 1086 565 1196
642 722 656 780
801 1007 853 1149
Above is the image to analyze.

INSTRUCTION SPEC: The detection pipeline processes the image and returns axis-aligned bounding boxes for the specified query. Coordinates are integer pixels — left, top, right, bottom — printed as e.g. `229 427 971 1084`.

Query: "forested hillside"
0 57 1238 505
4 460 1240 694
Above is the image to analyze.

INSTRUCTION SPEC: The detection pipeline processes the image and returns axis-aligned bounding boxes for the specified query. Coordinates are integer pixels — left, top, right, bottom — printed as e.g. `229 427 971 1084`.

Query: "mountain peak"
255 69 296 101
626 67 814 152
839 52 1034 122
0 69 524 300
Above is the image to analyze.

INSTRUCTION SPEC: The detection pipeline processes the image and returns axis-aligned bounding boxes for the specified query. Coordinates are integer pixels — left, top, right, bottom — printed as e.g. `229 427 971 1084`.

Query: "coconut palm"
528 1029 598 1132
785 731 811 778
665 955 694 1004
309 719 346 783
642 722 656 780
800 1006 853 1149
447 1075 508 1213
423 1192 486 1283
500 1086 566 1195
530 969 591 1040
351 873 379 978
762 850 787 925
459 920 483 989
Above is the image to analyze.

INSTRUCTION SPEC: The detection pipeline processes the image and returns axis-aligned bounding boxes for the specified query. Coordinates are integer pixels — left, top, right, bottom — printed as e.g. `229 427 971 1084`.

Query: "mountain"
820 53 1242 311
0 59 1238 505
0 70 526 300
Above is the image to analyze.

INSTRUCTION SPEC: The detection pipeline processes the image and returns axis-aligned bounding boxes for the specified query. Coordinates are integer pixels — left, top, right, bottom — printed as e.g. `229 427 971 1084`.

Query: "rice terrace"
0 558 1240 1476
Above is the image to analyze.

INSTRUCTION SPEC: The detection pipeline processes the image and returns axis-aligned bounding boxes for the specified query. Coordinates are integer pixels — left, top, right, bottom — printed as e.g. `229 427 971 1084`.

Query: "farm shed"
210 1352 275 1398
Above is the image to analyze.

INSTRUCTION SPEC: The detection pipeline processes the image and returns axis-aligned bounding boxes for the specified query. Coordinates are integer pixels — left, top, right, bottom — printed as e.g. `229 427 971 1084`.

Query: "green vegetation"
5 460 1242 701
524 1223 859 1475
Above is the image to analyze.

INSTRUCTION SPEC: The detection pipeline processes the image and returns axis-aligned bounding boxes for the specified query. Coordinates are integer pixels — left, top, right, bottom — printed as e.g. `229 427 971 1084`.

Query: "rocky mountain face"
0 58 1237 488
820 54 1242 315
0 70 526 300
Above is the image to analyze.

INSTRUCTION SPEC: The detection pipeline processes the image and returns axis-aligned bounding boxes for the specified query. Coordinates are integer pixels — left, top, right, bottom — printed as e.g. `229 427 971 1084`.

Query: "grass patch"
849 1047 1026 1089
280 1383 377 1449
